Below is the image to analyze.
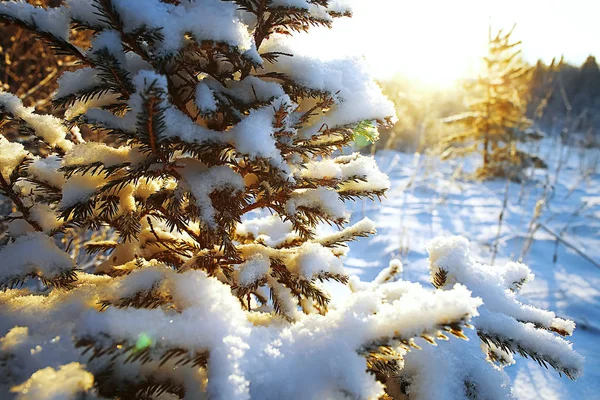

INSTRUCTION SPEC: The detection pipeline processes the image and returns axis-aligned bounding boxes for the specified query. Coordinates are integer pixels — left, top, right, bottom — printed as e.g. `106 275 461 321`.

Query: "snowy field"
346 138 600 399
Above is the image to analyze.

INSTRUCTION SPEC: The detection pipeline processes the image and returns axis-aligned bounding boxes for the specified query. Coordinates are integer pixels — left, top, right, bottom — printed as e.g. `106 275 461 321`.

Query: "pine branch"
99 287 172 311
77 336 209 369
134 80 169 163
431 269 448 289
360 321 470 378
363 345 405 378
93 367 186 399
114 211 142 242
91 47 134 99
84 240 118 255
1 268 78 292
0 12 91 66
270 259 331 309
478 331 579 379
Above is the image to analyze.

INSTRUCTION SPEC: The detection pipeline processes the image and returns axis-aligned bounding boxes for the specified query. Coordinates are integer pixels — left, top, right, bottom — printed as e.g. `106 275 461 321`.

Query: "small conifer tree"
441 25 540 180
0 2 582 399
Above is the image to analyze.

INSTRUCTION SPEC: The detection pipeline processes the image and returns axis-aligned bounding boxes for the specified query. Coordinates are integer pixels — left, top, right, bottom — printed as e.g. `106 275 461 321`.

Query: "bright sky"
297 0 599 87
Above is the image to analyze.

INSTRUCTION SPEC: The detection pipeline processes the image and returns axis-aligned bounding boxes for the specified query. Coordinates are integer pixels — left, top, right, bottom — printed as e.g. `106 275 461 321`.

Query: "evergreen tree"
441 26 538 180
0 2 582 399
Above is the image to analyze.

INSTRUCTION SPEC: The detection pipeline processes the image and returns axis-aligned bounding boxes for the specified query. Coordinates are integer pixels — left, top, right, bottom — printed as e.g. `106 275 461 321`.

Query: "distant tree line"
529 55 600 142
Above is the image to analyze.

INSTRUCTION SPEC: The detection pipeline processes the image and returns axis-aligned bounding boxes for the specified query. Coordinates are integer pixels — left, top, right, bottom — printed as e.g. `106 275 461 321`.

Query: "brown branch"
146 97 160 157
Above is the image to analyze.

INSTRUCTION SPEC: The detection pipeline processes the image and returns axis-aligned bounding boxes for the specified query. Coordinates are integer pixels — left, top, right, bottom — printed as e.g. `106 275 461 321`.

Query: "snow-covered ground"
347 138 600 399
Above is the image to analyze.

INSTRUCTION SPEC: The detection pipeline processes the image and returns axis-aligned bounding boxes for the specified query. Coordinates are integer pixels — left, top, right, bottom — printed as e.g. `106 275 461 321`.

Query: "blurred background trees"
532 55 600 145
1 0 76 113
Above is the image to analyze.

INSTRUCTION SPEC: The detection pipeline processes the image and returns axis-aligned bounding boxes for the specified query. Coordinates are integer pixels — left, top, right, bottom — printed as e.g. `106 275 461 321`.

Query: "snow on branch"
0 233 77 290
428 236 584 380
0 91 73 152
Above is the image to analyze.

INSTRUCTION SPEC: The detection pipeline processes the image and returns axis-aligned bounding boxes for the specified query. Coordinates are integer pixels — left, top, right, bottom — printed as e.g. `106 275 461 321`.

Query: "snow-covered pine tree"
0 2 582 399
441 25 540 181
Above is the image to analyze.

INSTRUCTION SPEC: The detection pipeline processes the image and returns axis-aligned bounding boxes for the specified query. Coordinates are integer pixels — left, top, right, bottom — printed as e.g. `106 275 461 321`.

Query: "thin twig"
538 223 600 270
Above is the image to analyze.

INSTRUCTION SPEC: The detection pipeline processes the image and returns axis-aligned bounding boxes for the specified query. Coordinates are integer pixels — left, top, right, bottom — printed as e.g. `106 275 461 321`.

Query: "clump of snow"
325 0 353 14
0 326 29 351
237 253 271 286
0 2 70 40
103 264 168 300
262 49 396 138
218 76 286 104
230 107 276 159
55 68 102 102
229 99 290 172
0 233 74 284
336 154 390 192
11 362 94 400
84 107 136 132
369 282 480 340
477 311 584 379
0 135 28 181
551 318 577 338
107 0 256 58
178 160 244 226
300 159 340 180
237 215 297 248
90 29 126 64
162 106 224 144
131 69 168 95
301 153 390 193
6 219 36 238
27 156 66 189
62 143 138 167
502 261 534 292
116 184 136 215
270 0 312 9
195 82 218 113
286 187 347 220
316 217 376 247
29 204 60 233
428 236 574 332
0 91 72 151
65 0 107 28
290 242 344 277
61 175 105 209
133 178 162 200
374 259 403 285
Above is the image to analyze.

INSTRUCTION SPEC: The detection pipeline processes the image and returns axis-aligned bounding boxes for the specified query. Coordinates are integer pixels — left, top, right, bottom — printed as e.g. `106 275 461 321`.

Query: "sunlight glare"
290 0 599 88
